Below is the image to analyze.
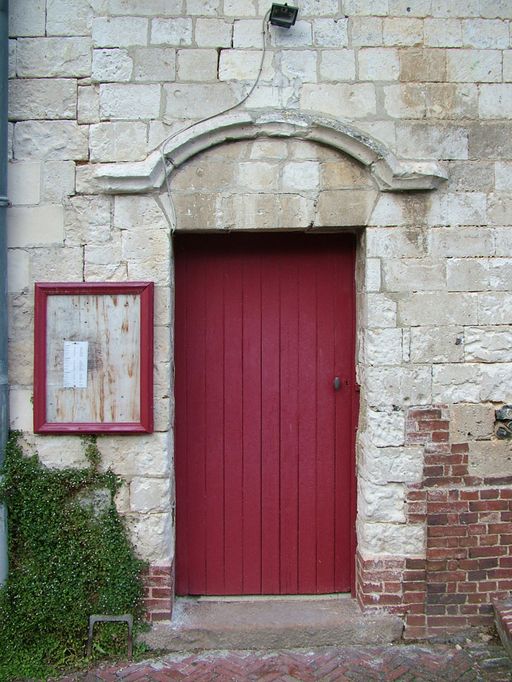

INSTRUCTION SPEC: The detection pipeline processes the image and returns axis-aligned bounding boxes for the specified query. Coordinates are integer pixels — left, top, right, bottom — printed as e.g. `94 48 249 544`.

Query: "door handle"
333 376 341 391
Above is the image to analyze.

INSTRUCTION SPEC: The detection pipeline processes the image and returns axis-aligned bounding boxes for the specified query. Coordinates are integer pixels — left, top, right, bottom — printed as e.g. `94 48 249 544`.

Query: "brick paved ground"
60 643 512 681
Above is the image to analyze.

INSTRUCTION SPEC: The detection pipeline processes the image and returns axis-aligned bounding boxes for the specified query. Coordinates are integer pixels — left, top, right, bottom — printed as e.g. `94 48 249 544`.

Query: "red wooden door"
174 233 356 595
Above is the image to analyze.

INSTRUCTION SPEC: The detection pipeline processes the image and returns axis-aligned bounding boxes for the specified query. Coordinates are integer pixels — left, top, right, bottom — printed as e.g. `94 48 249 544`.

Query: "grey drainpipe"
0 0 8 586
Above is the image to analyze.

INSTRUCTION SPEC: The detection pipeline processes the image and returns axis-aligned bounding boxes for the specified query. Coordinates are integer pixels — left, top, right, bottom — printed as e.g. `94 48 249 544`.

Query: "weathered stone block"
478 293 512 325
300 0 339 15
312 18 348 47
358 521 425 556
121 229 170 261
432 364 481 403
424 18 462 47
301 83 377 118
100 84 161 120
164 83 239 120
364 258 381 292
272 21 313 48
468 440 512 478
360 442 424 485
480 363 512 401
366 227 426 258
396 123 468 160
47 0 94 36
319 49 356 81
24 435 89 470
225 0 257 15
9 78 77 120
92 49 133 82
78 85 99 124
398 292 478 326
399 48 446 82
238 161 279 191
14 121 89 161
99 433 172 478
280 50 317 82
249 139 288 159
359 481 406 523
469 122 512 160
177 49 215 82
390 1 431 18
30 245 84 281
17 37 92 77
426 83 478 119
462 18 509 48
446 49 501 83
219 50 269 81
127 512 173 564
321 158 372 189
90 122 147 162
130 477 171 513
232 19 261 48
358 47 399 80
410 326 464 364
450 402 494 442
282 161 320 191
151 18 193 46
8 205 64 247
114 195 170 232
196 18 232 48
7 249 30 293
489 258 512 290
362 326 402 367
383 84 426 119
106 0 182 15
364 293 397 327
364 366 432 409
221 193 315 230
479 84 512 119
446 258 488 291
350 16 383 46
9 0 45 37
92 16 148 47
133 47 176 82
383 17 423 46
366 409 405 447
445 161 495 193
315 189 376 227
186 0 220 15
465 326 512 363
41 160 75 202
431 0 480 17
429 227 494 258
382 259 445 292
64 195 112 246
8 161 41 205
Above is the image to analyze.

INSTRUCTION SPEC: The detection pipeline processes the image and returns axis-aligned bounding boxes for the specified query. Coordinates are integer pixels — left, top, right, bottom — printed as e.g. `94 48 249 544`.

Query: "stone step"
140 596 404 652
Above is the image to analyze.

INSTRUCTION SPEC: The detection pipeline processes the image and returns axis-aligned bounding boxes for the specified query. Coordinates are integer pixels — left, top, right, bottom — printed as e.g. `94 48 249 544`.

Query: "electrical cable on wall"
158 9 272 232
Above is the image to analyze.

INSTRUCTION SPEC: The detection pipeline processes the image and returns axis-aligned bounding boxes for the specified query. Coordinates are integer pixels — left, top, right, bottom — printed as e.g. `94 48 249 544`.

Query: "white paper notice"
63 341 88 388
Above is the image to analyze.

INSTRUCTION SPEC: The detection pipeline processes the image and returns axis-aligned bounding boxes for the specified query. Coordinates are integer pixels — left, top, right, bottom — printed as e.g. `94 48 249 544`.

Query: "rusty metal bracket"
86 614 133 659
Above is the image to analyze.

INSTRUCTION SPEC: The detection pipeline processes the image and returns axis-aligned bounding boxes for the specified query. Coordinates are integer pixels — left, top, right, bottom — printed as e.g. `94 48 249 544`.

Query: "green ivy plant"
0 432 147 680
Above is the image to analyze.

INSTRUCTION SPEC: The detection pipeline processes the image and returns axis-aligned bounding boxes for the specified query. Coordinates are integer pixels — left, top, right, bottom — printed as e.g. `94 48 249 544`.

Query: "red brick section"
143 563 174 622
357 405 512 640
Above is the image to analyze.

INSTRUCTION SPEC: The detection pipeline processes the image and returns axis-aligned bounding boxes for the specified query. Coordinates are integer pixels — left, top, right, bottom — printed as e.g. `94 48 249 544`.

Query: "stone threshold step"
141 596 404 652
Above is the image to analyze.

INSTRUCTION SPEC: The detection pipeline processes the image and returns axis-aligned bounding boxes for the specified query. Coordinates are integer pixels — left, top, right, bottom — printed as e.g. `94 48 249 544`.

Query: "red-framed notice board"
33 282 154 434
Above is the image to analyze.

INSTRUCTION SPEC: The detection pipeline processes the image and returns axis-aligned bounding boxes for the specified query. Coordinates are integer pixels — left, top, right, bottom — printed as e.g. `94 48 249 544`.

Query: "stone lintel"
94 109 448 195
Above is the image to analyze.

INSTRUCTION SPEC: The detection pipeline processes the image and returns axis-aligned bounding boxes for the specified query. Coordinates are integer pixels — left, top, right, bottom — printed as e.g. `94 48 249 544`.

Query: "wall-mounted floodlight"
269 3 298 28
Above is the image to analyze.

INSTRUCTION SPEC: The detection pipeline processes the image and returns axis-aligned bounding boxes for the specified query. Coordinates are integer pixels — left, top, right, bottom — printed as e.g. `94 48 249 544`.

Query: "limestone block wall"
6 0 512 633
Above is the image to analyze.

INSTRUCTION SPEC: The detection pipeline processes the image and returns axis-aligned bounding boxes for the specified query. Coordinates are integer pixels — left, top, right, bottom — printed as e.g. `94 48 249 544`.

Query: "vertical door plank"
260 251 281 594
315 249 336 593
297 250 318 593
279 249 300 594
174 254 189 595
334 240 356 592
223 250 244 594
204 254 226 594
184 251 208 595
242 252 263 593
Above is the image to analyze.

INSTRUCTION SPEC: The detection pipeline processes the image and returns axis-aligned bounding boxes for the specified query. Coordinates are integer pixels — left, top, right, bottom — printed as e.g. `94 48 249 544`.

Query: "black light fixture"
269 3 298 28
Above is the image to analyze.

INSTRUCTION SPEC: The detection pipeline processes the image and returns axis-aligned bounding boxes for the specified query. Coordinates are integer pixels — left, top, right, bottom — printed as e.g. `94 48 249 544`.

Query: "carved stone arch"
94 109 447 196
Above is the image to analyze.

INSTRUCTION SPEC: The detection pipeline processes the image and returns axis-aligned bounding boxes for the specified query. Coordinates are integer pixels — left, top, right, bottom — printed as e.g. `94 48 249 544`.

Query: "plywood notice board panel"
34 282 153 433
